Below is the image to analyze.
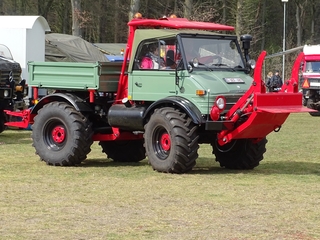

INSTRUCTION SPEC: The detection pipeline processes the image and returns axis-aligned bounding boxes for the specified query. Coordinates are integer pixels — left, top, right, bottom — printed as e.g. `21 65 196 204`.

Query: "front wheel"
212 138 267 169
144 107 199 173
307 98 320 116
32 102 93 166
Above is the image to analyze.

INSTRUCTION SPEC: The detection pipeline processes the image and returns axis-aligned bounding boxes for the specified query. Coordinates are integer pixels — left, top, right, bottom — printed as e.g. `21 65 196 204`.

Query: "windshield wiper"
233 65 246 71
209 64 236 72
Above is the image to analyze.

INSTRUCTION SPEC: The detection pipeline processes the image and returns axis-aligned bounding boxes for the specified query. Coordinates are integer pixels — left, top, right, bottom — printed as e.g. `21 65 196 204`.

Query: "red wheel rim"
52 126 65 143
160 133 171 151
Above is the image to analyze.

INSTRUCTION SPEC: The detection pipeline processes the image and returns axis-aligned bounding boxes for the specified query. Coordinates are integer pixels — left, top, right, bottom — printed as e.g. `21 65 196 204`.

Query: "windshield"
305 61 320 73
180 36 244 70
0 44 13 60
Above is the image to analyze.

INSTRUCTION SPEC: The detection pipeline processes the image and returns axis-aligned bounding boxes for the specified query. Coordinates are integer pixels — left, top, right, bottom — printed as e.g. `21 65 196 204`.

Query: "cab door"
129 69 176 101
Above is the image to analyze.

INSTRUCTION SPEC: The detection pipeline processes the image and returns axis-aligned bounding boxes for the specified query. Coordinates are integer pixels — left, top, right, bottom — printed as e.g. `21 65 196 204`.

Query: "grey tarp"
93 43 126 55
45 33 107 62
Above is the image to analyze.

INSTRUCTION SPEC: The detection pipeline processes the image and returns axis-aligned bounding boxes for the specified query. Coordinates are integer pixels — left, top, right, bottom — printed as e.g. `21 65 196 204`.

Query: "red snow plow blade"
217 51 314 145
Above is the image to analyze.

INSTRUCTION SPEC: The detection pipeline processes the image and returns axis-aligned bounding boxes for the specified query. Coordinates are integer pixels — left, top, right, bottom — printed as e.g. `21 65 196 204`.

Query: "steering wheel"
212 55 222 65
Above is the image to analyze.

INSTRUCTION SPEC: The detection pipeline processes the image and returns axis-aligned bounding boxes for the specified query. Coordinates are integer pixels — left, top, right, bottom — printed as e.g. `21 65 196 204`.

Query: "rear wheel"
32 102 93 166
144 107 199 173
212 138 267 169
99 139 146 162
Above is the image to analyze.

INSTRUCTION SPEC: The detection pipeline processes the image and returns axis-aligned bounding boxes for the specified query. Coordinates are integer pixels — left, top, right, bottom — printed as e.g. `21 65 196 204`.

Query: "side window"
134 38 178 70
163 41 178 70
135 40 162 70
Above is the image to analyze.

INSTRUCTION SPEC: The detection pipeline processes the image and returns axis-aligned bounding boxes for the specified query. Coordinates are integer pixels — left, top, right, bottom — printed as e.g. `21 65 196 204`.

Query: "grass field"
0 113 320 239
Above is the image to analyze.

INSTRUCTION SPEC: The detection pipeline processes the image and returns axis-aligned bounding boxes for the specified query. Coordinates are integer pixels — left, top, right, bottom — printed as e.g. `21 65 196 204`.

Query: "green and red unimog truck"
5 17 311 173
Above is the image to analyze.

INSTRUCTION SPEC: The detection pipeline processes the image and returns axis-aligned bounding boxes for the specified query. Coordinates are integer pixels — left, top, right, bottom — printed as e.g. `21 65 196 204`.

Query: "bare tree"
260 0 266 51
294 0 306 47
184 0 192 19
38 0 55 19
114 0 119 42
71 0 81 36
235 0 243 37
310 0 315 43
129 0 140 21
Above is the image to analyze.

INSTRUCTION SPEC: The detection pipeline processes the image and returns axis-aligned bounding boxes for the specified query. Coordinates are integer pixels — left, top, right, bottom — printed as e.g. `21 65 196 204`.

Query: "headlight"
4 89 9 97
0 88 12 99
210 96 226 121
215 96 226 111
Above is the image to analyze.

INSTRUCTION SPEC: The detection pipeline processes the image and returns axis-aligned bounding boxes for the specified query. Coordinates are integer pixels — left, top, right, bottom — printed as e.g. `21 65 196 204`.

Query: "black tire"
307 98 320 116
144 107 199 173
302 97 307 106
99 139 146 162
31 102 93 166
212 138 267 169
0 110 6 134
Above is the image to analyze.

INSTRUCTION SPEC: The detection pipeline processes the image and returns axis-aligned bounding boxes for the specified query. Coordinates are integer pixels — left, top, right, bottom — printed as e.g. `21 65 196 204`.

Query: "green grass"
0 113 320 239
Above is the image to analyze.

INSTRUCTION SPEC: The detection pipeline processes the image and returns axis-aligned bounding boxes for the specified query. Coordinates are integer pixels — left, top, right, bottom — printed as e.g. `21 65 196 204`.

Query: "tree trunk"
38 0 55 19
129 0 140 21
114 0 119 42
310 0 315 43
235 0 244 37
0 0 3 14
174 0 178 15
71 0 82 37
62 0 69 33
295 5 302 46
184 0 192 19
260 0 266 51
222 0 226 24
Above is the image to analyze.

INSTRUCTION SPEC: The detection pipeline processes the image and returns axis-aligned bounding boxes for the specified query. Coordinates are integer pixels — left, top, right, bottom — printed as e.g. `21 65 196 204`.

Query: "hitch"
217 51 313 146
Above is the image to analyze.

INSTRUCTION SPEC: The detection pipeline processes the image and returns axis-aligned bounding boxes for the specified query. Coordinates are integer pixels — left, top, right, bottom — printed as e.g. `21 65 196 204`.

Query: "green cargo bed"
28 61 123 92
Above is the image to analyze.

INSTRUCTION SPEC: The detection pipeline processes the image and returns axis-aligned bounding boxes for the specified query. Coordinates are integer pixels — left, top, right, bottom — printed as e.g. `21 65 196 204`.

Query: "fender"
145 96 204 124
31 93 93 115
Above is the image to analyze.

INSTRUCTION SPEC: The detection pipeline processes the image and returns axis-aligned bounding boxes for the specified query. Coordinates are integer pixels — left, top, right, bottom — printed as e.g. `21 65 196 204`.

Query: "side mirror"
247 59 256 69
245 59 256 74
188 58 199 72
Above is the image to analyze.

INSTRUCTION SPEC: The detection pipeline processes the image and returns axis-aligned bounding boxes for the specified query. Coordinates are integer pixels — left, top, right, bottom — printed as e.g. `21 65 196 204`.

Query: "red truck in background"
301 45 320 116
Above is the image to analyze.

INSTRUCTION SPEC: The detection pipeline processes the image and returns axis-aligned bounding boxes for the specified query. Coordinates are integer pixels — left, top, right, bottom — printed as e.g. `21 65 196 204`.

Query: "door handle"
135 82 142 87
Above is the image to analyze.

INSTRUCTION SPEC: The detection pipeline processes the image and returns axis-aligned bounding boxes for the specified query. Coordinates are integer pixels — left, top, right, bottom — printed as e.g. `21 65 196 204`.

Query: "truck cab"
0 44 26 133
109 25 255 136
127 30 252 116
